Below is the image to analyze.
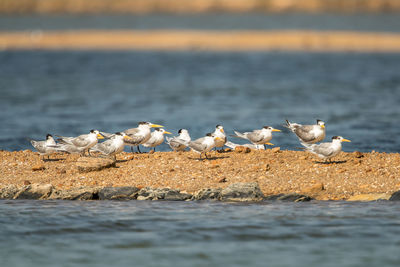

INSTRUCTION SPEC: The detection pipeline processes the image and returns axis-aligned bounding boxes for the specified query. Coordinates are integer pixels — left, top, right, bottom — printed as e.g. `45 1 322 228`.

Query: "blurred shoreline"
1 30 400 52
1 0 400 14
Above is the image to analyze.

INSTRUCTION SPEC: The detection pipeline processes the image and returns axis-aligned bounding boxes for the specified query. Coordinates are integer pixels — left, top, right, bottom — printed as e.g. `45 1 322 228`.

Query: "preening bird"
285 119 326 144
166 129 191 152
231 126 281 149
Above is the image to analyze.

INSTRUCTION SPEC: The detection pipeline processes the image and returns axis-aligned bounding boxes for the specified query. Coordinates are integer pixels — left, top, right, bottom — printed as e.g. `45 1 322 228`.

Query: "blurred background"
0 0 399 152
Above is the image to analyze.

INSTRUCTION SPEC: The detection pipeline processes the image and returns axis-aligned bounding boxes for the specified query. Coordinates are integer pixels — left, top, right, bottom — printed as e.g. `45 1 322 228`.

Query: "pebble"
271 147 281 153
234 146 251 153
32 164 45 171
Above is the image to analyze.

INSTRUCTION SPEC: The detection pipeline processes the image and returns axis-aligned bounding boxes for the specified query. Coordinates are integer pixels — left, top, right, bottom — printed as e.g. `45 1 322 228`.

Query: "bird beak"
321 125 325 129
272 129 281 132
342 138 351 142
215 137 223 141
151 124 164 128
265 142 274 146
123 135 133 141
97 133 105 139
164 131 172 135
220 128 225 133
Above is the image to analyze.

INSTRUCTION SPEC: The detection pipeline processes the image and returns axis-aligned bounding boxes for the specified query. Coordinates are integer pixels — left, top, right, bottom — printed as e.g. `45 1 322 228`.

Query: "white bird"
231 126 281 149
90 132 133 160
30 134 57 161
56 129 104 156
52 143 86 155
142 128 172 152
285 119 326 144
225 141 265 150
213 124 227 151
175 133 223 159
302 136 351 163
123 122 164 153
166 129 191 152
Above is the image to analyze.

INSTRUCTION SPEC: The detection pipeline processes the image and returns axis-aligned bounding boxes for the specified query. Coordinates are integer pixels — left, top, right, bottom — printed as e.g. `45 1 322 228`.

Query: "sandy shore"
1 149 399 200
1 30 400 52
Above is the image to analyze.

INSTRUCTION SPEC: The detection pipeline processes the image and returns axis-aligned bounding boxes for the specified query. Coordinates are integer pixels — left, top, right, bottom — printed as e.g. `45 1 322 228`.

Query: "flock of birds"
30 119 351 162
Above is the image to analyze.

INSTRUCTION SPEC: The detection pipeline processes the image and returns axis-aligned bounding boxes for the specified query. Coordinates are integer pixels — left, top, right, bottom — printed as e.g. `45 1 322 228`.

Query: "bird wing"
92 140 114 154
124 128 139 136
124 134 145 145
30 140 46 153
167 137 187 150
100 132 115 139
295 125 316 143
246 131 264 143
189 138 207 152
311 143 335 157
71 134 91 147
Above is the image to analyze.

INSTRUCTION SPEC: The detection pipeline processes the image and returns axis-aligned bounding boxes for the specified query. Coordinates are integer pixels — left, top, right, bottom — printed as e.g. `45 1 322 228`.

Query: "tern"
166 129 191 152
56 129 104 156
123 122 164 153
225 141 265 150
213 124 227 151
231 126 281 149
30 134 57 161
175 133 223 159
302 136 351 163
142 128 172 152
90 132 132 160
285 119 326 144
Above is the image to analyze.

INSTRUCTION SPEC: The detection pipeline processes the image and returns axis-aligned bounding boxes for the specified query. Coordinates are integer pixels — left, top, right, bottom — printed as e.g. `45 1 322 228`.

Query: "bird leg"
137 146 142 153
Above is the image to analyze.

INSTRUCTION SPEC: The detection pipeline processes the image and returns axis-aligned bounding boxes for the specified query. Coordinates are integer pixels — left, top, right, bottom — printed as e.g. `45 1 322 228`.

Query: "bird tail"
165 136 172 144
231 131 246 139
225 141 238 149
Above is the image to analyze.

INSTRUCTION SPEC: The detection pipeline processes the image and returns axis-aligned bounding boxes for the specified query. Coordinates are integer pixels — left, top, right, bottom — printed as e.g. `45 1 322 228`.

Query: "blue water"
1 200 400 267
0 51 399 152
1 14 400 32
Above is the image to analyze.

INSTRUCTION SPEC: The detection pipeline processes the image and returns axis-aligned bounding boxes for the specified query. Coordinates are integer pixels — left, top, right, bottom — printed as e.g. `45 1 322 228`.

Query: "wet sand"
1 30 400 52
1 149 399 200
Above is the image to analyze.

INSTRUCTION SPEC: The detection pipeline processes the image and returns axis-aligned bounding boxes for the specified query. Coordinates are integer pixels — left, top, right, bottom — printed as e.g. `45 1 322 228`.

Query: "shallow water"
1 200 400 267
0 51 399 152
1 13 400 32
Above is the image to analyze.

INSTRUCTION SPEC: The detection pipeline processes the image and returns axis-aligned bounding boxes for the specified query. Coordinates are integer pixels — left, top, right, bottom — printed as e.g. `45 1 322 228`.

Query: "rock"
303 183 324 195
13 184 54 200
220 182 264 202
347 193 391 202
234 146 251 153
137 187 192 201
76 157 116 173
0 185 20 199
193 188 222 200
32 164 45 171
98 187 139 200
353 151 364 158
271 147 281 153
49 187 99 200
265 193 313 202
389 190 400 201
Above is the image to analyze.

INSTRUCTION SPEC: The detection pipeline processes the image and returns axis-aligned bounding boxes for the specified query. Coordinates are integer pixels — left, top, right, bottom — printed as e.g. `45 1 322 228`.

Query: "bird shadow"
43 158 64 162
189 156 229 161
314 160 347 165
